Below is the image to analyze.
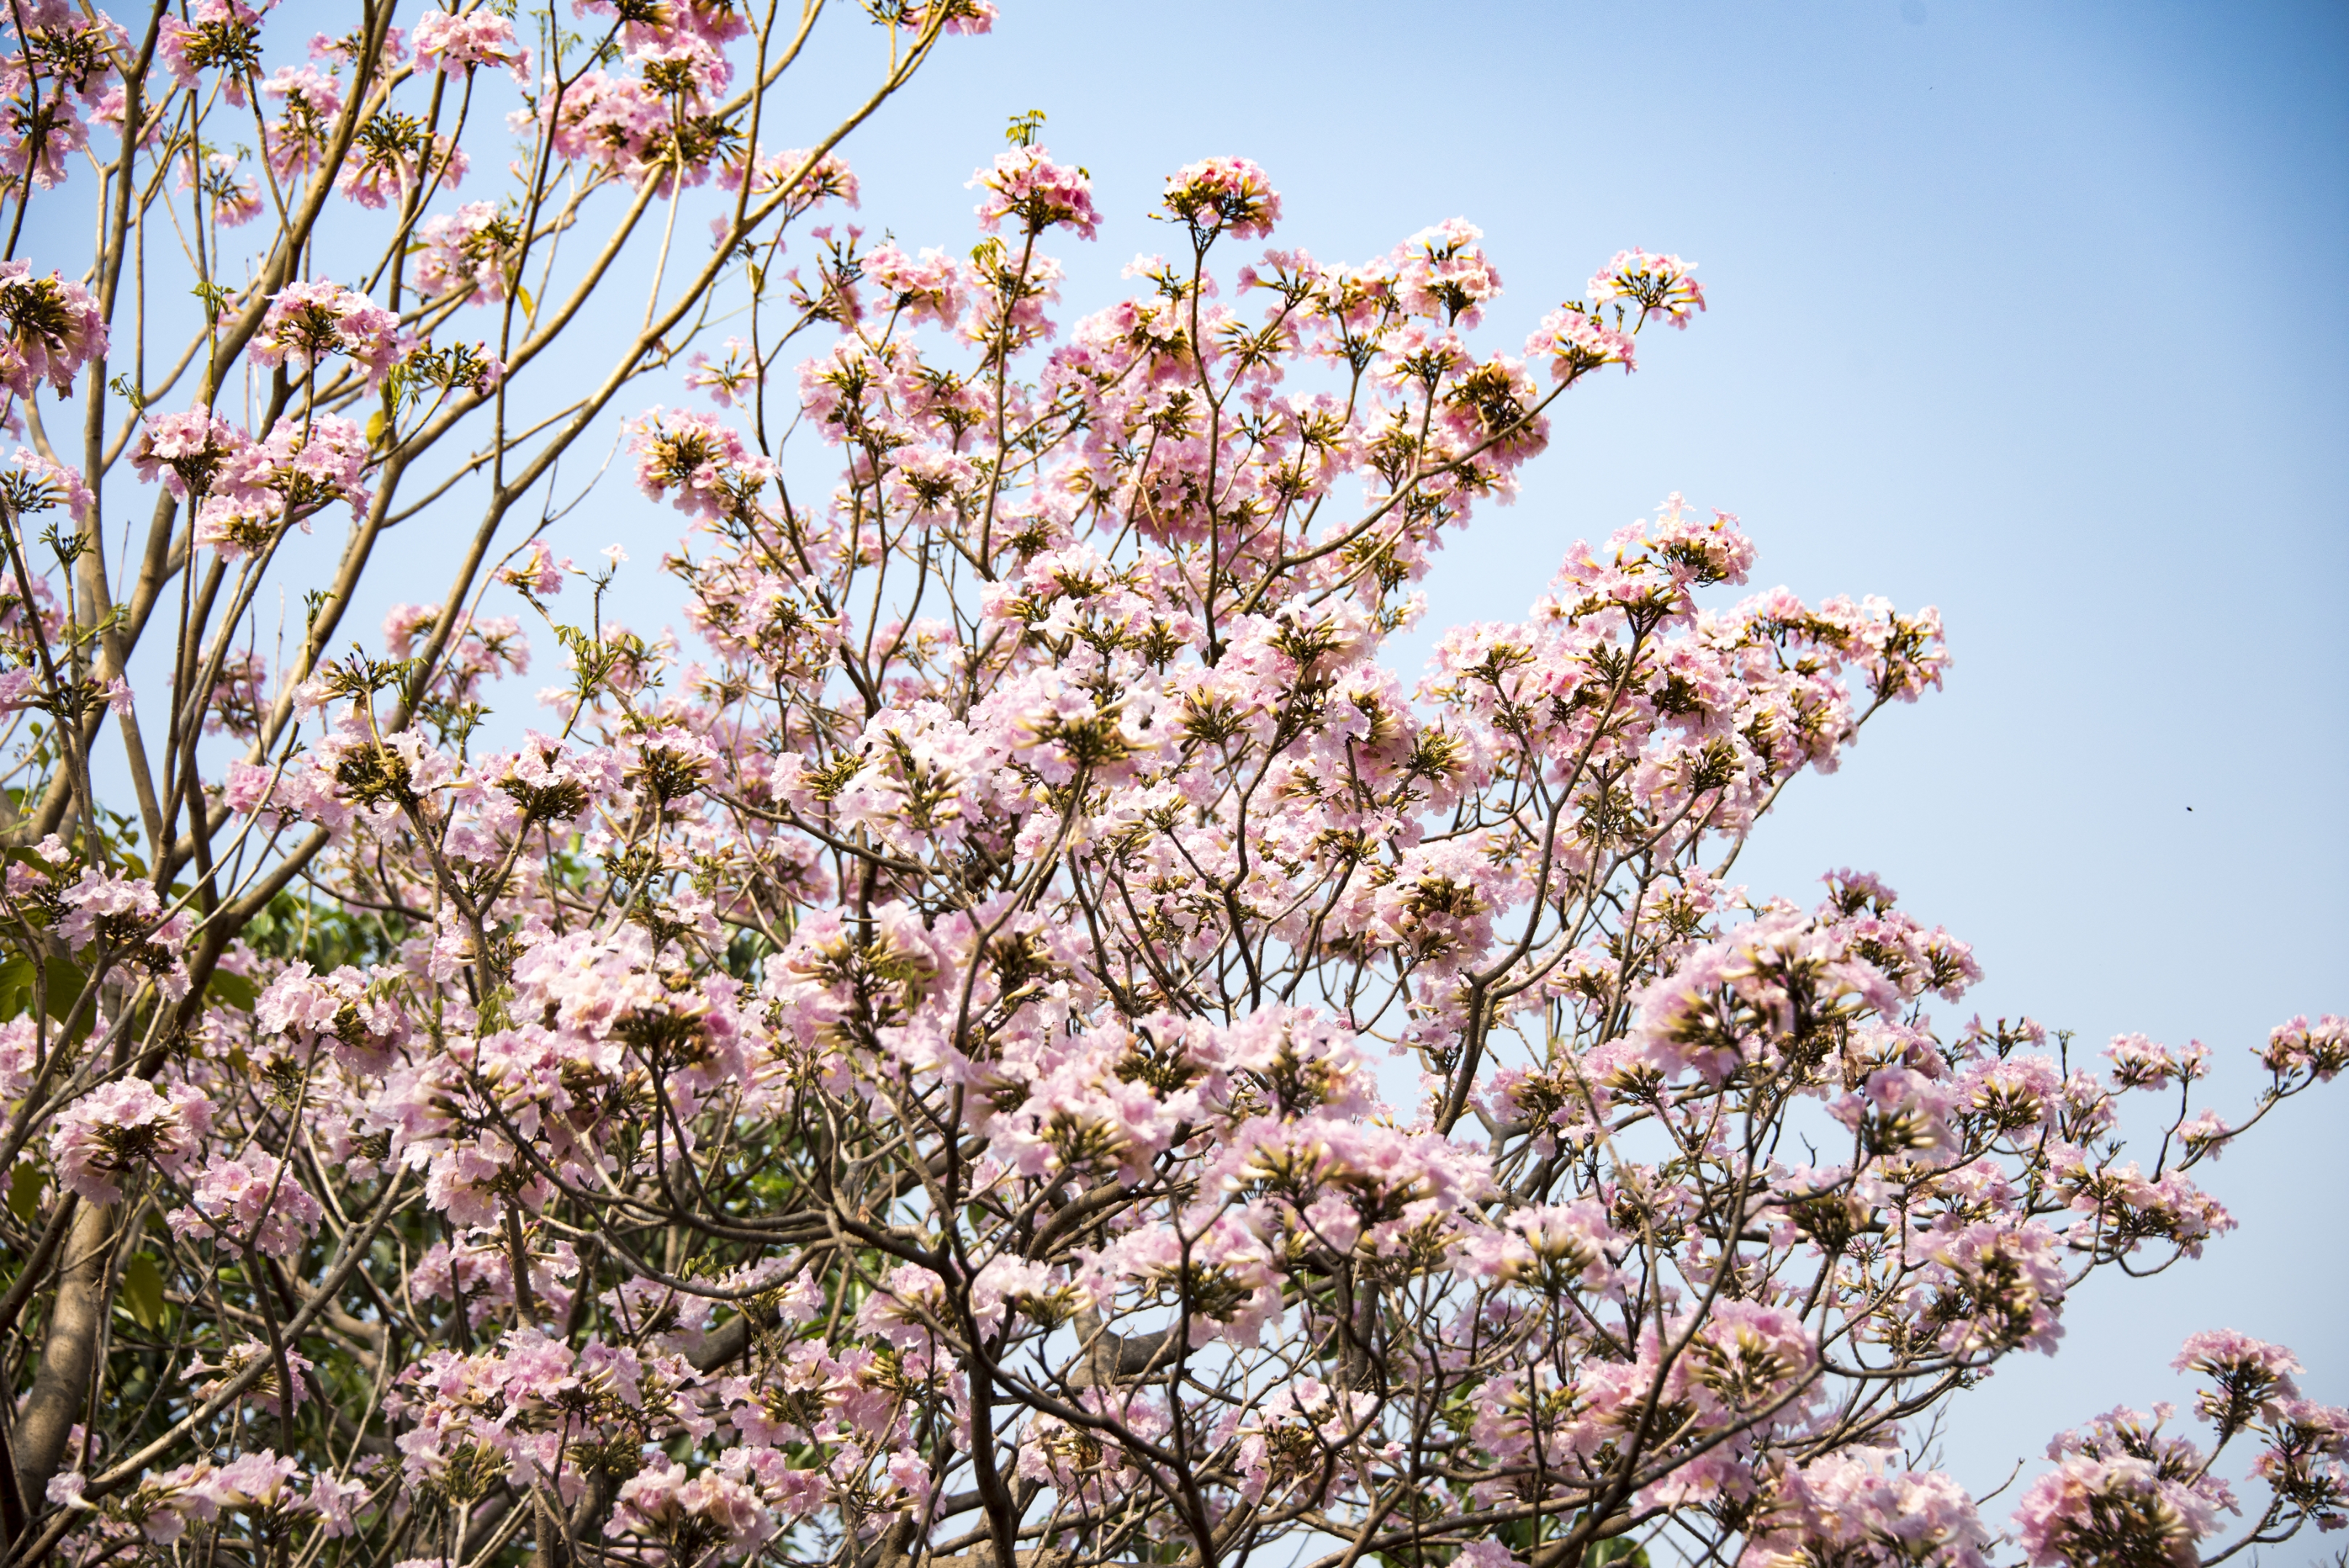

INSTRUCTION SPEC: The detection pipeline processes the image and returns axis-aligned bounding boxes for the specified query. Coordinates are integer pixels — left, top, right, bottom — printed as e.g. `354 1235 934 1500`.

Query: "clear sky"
45 0 2347 1508
772 0 2349 1496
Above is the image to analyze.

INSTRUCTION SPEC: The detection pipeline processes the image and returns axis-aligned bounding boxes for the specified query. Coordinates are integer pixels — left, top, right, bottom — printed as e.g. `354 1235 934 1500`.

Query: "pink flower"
499 539 571 597
680 337 764 408
176 148 262 227
2173 1329 2303 1436
310 25 406 68
1524 303 1635 380
4 446 91 519
1161 156 1281 242
413 9 531 84
191 412 372 555
258 411 371 508
53 865 165 951
2104 1032 2207 1091
1750 1452 1991 1568
540 71 666 176
628 407 772 520
2258 1013 2348 1082
971 145 1099 240
221 761 274 812
575 0 751 55
854 246 957 335
1588 248 1705 329
0 261 107 399
888 0 997 33
2014 1407 2233 1567
259 65 344 184
414 202 520 303
185 1347 314 1419
49 1079 214 1202
250 282 407 388
0 76 89 190
132 409 251 501
719 146 859 216
1392 218 1502 327
166 1151 324 1259
157 1 266 108
610 1458 776 1555
337 120 467 209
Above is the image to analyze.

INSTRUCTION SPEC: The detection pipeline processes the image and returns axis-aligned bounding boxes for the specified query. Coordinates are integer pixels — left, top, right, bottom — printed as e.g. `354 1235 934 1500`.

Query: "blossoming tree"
0 4 2340 1568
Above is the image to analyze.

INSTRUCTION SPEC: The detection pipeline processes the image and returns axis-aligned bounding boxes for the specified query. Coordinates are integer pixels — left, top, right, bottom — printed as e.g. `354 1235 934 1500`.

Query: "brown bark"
11 1203 112 1522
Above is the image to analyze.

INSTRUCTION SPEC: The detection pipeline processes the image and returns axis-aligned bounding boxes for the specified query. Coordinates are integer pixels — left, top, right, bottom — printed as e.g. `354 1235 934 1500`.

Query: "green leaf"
120 1253 164 1331
207 970 258 1013
0 952 87 1031
517 284 535 322
0 952 30 1021
8 1164 43 1225
1586 1542 1648 1568
364 408 388 451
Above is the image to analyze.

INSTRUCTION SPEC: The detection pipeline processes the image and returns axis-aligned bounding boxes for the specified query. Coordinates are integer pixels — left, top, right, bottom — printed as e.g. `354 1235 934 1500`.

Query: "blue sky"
793 0 2349 1493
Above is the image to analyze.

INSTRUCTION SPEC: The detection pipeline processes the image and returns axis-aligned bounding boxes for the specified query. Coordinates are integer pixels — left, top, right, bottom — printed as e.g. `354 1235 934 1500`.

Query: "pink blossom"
610 1458 776 1556
1524 302 1636 380
49 1079 213 1201
683 336 766 407
1392 219 1502 327
259 65 344 184
2258 1013 2348 1082
132 409 251 501
414 202 520 303
337 121 467 209
971 145 1099 240
0 87 86 190
499 539 571 597
251 282 407 388
413 9 531 84
53 865 166 951
2104 1032 2207 1091
575 0 752 54
0 261 107 399
221 760 274 812
2014 1406 2234 1568
166 1151 323 1258
629 407 772 520
1161 156 1281 241
1588 248 1706 329
309 25 406 68
5 446 91 519
888 0 997 33
185 1347 314 1419
2173 1329 2303 1435
1749 1452 1990 1568
541 72 671 180
721 146 860 223
855 245 958 335
157 1 266 109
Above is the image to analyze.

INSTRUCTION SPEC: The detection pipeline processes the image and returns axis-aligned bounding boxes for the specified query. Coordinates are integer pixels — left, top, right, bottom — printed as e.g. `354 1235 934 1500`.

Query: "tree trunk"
12 1203 112 1522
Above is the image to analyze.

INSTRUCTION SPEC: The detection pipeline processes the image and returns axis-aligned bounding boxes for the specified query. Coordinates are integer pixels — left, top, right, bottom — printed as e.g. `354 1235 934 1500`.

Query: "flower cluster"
143 410 375 557
0 261 106 400
972 144 1100 239
250 280 406 387
413 9 530 83
50 1079 213 1202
